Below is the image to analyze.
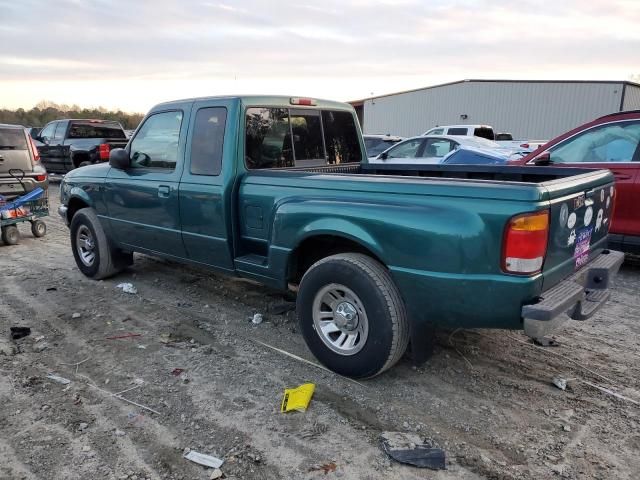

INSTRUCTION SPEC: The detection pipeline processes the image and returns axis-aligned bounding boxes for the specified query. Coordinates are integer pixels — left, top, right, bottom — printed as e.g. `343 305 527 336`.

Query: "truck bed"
281 162 599 185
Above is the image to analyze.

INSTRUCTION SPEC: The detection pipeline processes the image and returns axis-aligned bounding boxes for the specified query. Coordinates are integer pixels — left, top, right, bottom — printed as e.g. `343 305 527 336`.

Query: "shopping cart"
0 169 49 245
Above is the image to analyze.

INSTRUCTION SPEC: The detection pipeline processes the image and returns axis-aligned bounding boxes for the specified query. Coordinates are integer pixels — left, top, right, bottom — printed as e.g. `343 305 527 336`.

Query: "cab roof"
154 95 354 112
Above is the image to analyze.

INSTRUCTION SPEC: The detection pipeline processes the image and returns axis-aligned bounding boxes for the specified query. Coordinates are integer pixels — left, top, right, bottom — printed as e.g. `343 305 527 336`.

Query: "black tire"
31 219 47 238
70 208 125 279
297 253 410 378
1 225 20 245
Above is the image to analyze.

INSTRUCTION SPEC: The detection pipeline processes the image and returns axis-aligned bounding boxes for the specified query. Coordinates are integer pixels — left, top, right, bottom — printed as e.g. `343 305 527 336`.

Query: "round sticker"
567 212 577 229
600 189 605 202
606 196 611 208
584 206 593 226
595 209 603 231
559 203 569 228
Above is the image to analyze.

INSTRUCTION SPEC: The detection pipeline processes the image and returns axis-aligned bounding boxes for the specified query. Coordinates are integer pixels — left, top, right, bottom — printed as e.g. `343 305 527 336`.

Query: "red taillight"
34 174 47 182
28 135 40 165
502 211 549 275
99 143 110 160
290 97 317 106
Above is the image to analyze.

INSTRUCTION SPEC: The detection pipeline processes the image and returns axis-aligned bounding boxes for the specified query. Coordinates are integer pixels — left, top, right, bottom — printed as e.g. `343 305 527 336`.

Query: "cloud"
0 0 637 110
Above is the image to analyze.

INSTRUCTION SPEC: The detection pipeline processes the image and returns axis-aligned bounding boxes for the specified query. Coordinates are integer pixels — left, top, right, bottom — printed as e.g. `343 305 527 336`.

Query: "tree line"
0 101 144 129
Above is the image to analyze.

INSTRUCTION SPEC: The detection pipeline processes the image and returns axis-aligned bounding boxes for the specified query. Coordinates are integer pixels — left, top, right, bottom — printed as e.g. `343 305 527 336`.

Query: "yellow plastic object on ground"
281 383 316 412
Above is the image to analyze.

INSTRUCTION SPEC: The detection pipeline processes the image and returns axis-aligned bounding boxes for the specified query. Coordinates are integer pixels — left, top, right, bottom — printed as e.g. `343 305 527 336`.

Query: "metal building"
350 79 640 140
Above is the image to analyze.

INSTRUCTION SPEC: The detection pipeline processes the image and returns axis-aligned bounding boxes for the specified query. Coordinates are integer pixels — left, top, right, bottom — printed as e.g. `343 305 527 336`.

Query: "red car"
511 110 640 253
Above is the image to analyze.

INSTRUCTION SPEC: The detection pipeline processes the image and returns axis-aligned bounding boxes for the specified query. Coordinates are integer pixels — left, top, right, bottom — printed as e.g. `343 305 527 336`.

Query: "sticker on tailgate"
574 227 593 269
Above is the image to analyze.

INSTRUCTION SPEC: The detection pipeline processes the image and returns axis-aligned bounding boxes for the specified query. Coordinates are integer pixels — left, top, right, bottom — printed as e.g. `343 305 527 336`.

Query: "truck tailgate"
542 172 616 290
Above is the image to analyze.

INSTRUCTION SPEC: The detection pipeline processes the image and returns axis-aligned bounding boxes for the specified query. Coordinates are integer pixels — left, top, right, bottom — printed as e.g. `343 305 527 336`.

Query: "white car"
369 135 526 164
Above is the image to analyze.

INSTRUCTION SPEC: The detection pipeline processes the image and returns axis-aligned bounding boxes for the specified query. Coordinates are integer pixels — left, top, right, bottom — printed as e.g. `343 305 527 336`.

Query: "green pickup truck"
59 95 624 378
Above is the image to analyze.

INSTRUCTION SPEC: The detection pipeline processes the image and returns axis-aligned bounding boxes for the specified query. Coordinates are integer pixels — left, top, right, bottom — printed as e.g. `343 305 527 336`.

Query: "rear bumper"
522 250 624 337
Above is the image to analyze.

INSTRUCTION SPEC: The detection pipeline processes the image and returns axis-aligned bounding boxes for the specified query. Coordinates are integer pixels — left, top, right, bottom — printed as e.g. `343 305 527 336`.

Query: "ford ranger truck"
58 96 624 378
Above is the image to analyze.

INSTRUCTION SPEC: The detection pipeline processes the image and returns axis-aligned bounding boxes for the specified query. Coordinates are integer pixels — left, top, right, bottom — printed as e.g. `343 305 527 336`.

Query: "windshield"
0 128 28 149
364 137 401 157
67 122 126 139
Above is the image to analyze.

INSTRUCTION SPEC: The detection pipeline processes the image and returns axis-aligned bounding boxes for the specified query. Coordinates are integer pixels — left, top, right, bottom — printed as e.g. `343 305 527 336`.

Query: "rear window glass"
190 107 227 176
245 108 362 169
474 127 495 140
364 137 401 157
322 111 361 164
447 128 468 136
246 108 293 169
67 122 126 139
0 129 28 149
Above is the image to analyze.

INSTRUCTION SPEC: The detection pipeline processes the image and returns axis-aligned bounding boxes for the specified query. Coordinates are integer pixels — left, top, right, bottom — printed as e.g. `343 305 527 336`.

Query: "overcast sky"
1 0 638 113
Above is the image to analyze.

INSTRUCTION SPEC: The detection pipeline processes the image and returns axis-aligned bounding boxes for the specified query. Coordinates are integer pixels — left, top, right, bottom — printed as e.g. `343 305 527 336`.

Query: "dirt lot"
1 186 639 480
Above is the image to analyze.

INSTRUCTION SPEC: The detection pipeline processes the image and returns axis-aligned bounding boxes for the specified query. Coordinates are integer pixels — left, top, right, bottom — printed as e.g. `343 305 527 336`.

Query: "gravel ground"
1 185 639 480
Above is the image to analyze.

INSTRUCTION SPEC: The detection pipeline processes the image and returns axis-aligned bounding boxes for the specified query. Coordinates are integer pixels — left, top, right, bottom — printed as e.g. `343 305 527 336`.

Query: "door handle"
613 174 632 180
158 185 171 198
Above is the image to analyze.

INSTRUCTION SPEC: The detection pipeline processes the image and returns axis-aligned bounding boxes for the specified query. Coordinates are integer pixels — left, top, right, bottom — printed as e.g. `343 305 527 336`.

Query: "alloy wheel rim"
312 283 369 356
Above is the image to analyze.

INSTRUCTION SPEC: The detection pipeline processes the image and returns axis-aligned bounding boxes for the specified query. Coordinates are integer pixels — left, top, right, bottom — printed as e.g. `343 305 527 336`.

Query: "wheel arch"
287 232 386 285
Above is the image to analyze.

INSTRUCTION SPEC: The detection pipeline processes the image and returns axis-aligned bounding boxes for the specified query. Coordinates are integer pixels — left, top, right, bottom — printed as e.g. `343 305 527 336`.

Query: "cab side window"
130 111 183 170
39 122 56 142
190 107 227 176
386 138 425 159
550 121 640 163
53 122 67 142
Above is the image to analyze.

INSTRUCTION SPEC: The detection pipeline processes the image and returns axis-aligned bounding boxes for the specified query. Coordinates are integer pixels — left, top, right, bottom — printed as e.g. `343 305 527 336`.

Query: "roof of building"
349 79 640 105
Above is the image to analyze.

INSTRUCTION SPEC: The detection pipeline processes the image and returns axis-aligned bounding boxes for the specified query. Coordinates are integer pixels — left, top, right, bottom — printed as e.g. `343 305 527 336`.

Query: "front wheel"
70 208 124 279
297 253 410 378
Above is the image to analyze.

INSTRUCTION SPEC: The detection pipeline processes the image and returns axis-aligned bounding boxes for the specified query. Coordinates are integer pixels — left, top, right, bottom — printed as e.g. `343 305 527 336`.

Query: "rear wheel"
31 219 47 238
1 225 20 245
297 253 409 378
70 208 130 279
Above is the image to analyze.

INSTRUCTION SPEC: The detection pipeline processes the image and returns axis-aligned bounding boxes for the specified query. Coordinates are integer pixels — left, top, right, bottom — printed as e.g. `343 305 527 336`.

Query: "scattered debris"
34 335 45 343
580 380 640 406
171 368 185 376
552 377 568 391
380 432 446 470
308 462 337 475
72 313 82 319
114 429 126 437
300 421 329 440
116 283 138 294
281 383 315 413
183 450 224 469
252 339 367 388
78 422 89 431
562 425 571 432
533 337 559 347
209 468 223 479
10 326 31 340
46 287 57 291
251 313 263 325
0 339 17 356
137 345 147 349
159 333 174 344
106 333 142 340
46 373 71 385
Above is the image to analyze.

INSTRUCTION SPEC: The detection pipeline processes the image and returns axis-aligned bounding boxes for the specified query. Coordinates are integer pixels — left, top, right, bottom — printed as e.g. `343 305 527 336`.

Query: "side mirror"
533 151 552 166
109 148 130 169
379 152 388 160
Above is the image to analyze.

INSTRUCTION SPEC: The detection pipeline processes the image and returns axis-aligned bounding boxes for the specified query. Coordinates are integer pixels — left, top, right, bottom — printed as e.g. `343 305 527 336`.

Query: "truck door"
105 106 191 258
50 120 69 171
37 122 57 170
178 100 236 270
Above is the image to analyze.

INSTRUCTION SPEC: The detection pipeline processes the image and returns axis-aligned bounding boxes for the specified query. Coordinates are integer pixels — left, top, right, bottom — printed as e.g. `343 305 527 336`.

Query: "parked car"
441 146 509 165
370 135 525 164
59 95 623 378
510 110 640 254
35 119 129 174
363 134 403 160
424 125 544 151
0 124 48 200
